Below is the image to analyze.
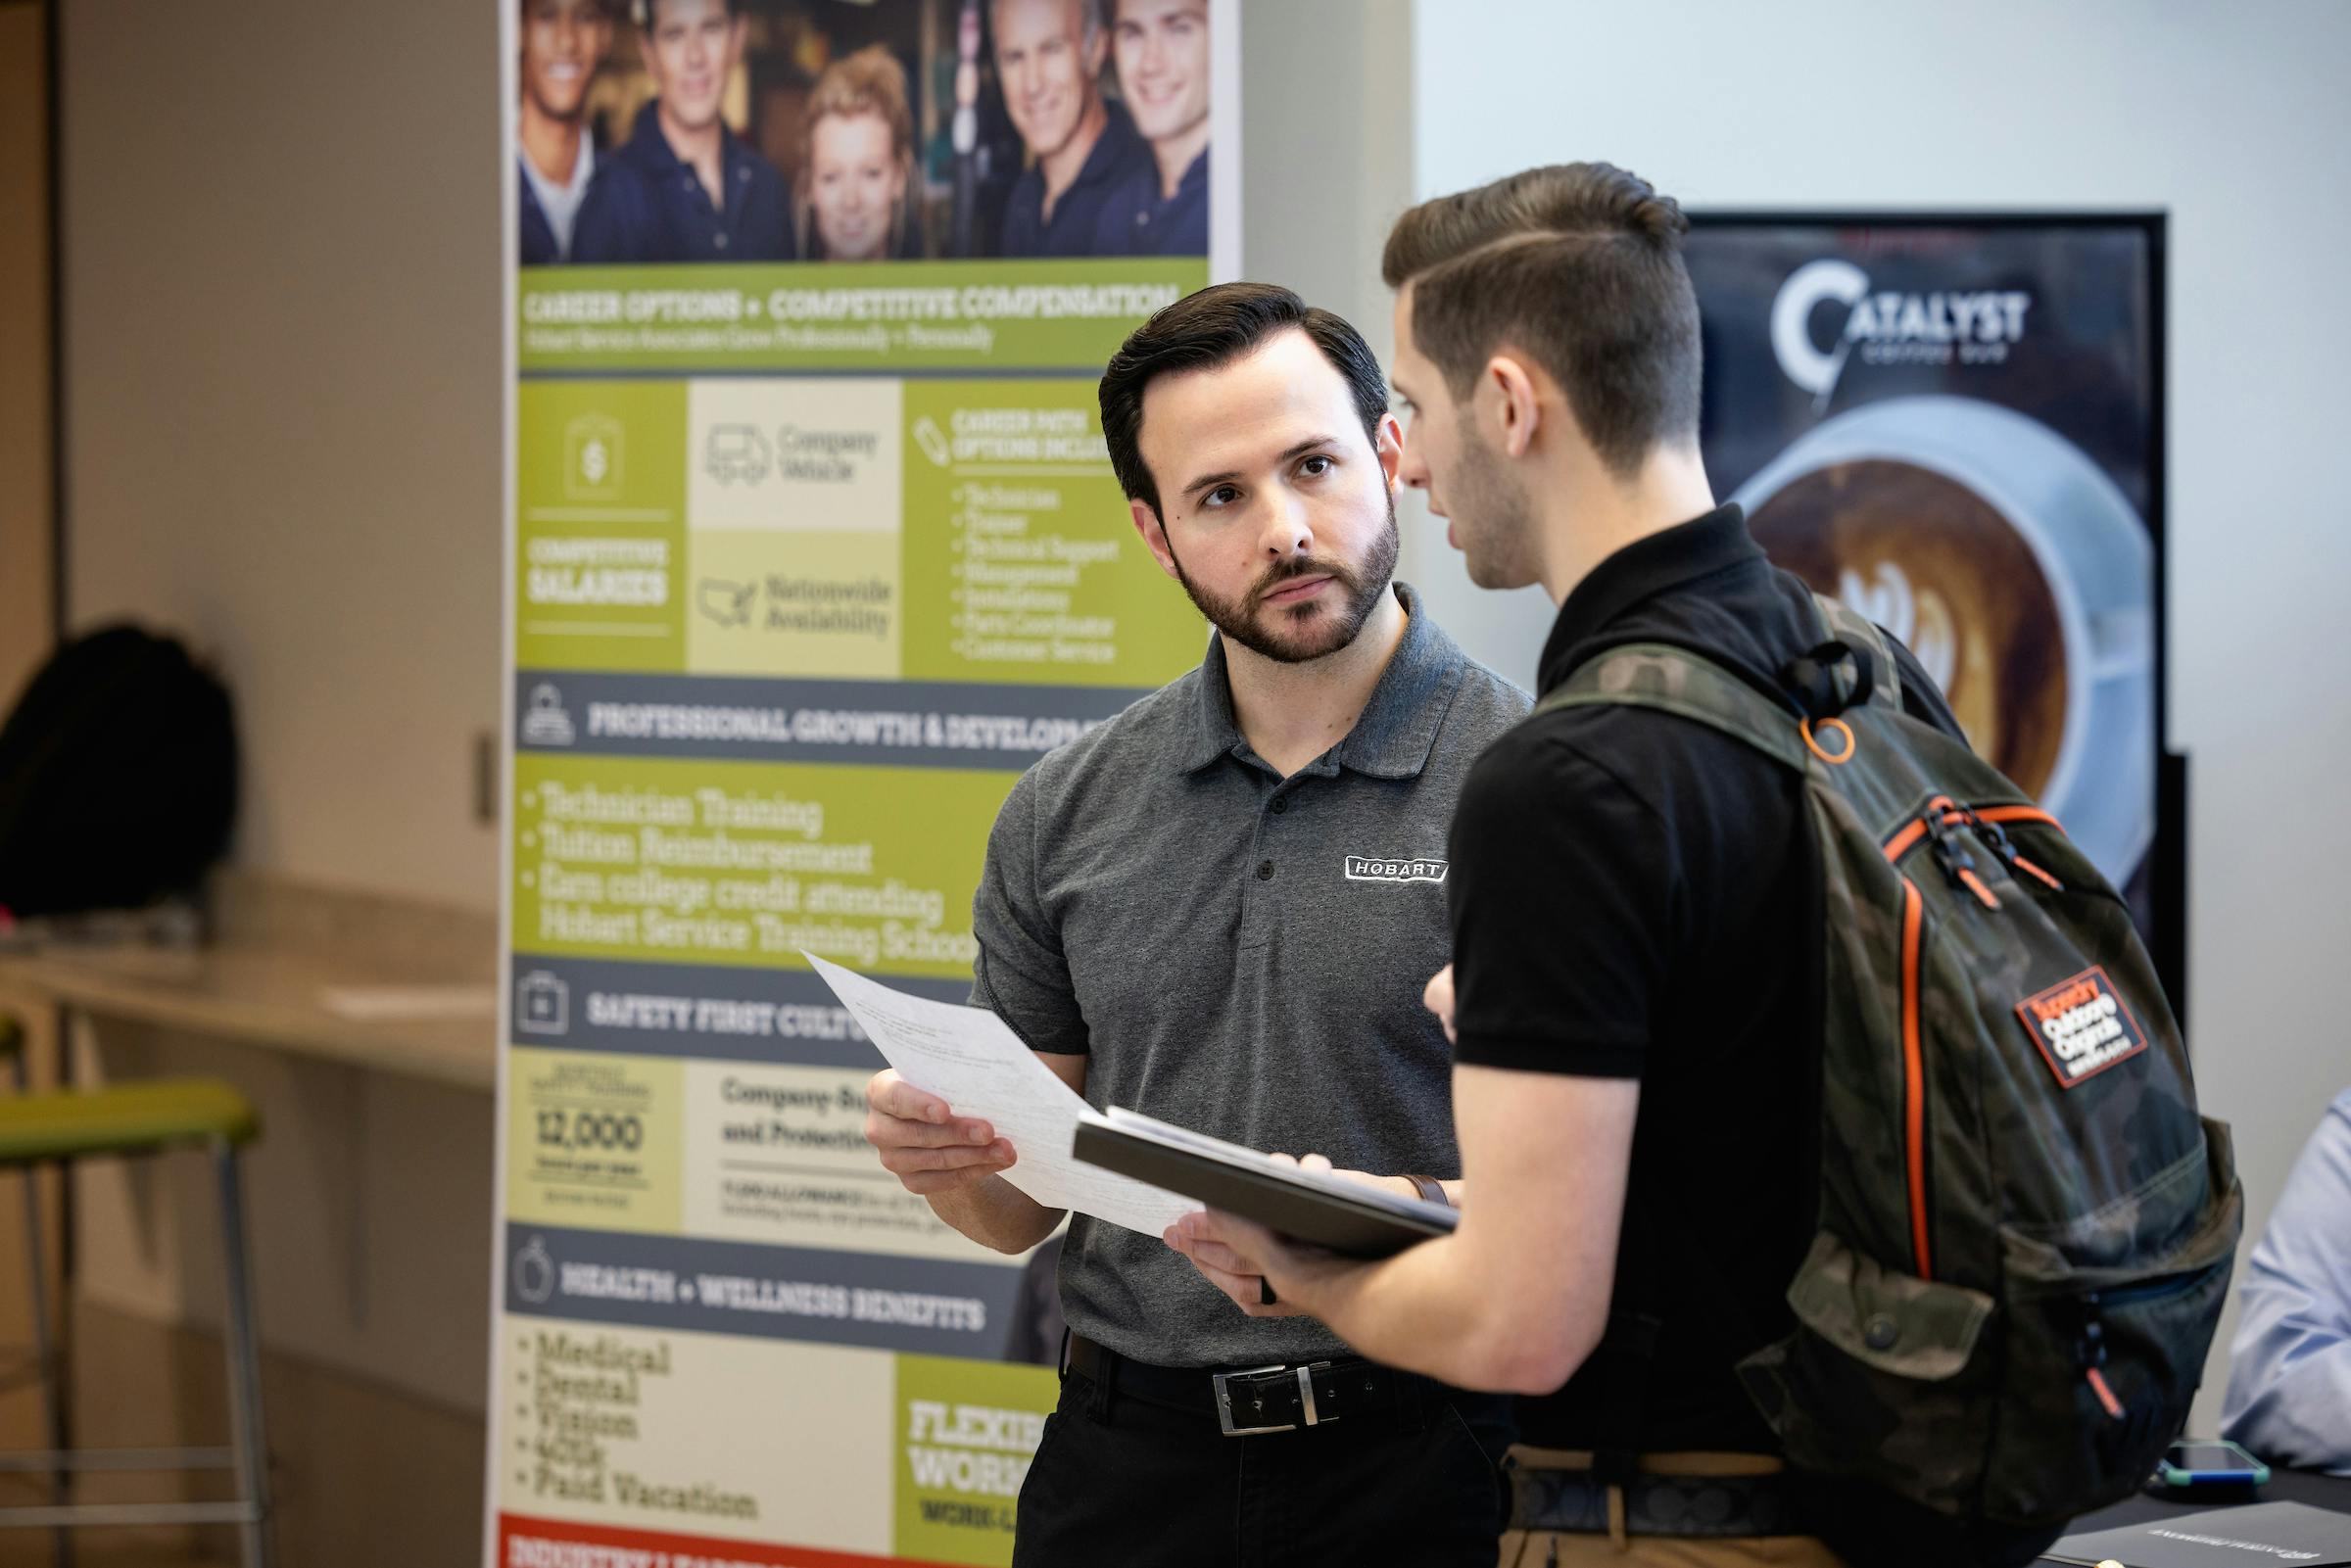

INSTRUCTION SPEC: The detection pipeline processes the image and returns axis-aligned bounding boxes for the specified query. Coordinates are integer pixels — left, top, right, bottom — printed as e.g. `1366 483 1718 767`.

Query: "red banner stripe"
497 1513 967 1568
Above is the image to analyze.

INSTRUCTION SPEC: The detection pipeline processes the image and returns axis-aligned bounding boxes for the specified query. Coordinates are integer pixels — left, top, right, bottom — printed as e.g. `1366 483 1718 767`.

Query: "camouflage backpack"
1540 594 2241 1543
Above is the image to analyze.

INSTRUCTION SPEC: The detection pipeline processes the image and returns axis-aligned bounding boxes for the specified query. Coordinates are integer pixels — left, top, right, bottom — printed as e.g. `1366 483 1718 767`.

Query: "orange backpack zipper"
1877 800 2067 1280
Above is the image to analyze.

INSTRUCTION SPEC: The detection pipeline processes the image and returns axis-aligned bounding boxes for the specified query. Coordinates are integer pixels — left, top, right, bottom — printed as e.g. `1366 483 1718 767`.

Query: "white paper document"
803 954 1200 1236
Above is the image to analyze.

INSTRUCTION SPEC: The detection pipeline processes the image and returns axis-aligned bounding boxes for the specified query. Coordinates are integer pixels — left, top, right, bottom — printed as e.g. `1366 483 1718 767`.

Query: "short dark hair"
1099 283 1388 517
1383 163 1701 479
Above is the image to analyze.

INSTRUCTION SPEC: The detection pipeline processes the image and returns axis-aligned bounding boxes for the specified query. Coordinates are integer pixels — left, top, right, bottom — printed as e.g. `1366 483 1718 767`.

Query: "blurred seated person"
2222 1085 2351 1474
797 47 922 261
594 0 792 262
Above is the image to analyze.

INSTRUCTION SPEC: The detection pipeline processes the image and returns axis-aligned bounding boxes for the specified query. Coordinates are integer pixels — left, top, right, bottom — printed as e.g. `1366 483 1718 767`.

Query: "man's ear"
1373 412 1404 494
1484 353 1542 459
1130 498 1181 582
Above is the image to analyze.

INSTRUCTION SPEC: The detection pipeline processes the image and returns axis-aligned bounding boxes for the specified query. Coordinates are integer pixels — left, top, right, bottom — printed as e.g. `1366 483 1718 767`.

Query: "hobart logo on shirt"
2015 967 2148 1088
1343 855 1448 886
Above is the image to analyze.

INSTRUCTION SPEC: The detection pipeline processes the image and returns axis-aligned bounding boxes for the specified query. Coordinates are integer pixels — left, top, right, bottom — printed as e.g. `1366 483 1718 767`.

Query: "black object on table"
2044 1468 2351 1561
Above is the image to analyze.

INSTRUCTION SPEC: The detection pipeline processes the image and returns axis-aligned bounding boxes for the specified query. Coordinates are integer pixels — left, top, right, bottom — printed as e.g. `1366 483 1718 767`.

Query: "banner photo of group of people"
494 3 1236 1566
516 0 1215 266
1684 216 2174 982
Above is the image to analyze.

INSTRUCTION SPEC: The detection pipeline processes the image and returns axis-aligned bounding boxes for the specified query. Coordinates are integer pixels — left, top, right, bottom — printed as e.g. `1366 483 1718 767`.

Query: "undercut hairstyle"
1099 283 1388 518
1382 162 1702 480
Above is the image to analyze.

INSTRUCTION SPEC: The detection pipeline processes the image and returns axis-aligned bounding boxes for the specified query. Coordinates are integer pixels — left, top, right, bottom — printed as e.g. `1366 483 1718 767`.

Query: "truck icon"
704 423 771 485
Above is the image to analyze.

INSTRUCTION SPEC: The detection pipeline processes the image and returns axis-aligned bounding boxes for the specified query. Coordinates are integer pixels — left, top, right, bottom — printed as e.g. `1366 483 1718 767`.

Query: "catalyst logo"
1770 258 2033 408
1343 855 1448 885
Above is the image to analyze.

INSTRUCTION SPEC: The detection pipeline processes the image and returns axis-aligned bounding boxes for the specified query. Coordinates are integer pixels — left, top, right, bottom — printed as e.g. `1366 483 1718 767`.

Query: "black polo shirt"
1446 504 1961 1453
998 102 1151 259
607 101 794 263
1090 146 1208 256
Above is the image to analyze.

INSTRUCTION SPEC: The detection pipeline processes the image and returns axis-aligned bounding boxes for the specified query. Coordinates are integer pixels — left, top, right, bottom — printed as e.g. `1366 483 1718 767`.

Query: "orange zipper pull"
1955 866 2001 911
2011 856 2063 892
1927 818 2001 910
1963 807 2063 894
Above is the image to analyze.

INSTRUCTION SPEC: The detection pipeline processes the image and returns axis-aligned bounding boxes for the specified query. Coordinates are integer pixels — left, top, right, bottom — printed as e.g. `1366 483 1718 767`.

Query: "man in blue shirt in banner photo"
991 0 1151 259
596 0 792 263
862 283 1529 1565
1090 0 1210 257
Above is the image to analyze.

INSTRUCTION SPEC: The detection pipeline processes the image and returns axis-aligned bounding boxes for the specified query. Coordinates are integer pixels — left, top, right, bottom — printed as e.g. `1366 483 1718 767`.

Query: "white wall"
63 0 504 912
1238 0 1413 375
1413 0 2351 1430
55 0 509 1454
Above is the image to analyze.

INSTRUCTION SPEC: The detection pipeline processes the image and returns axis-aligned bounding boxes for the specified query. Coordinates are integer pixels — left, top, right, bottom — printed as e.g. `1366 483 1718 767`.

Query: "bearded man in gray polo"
862 283 1526 1566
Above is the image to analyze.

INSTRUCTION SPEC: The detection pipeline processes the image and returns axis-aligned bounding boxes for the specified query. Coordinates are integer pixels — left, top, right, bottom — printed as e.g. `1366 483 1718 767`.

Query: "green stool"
0 1014 275 1567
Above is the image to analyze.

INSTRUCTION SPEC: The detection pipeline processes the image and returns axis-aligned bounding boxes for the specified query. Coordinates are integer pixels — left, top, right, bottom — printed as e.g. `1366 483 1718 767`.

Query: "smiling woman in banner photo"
796 46 923 261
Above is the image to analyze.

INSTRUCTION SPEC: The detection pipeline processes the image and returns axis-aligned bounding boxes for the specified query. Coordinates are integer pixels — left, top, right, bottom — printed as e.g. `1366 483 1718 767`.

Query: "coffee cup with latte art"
1731 397 2154 885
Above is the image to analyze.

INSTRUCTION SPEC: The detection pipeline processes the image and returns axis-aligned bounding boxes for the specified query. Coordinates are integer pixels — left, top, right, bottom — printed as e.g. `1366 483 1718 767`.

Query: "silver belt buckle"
1213 1362 1334 1437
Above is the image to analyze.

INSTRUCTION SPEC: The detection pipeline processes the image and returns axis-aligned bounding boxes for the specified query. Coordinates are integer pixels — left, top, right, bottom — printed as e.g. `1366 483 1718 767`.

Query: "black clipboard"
1071 1108 1458 1259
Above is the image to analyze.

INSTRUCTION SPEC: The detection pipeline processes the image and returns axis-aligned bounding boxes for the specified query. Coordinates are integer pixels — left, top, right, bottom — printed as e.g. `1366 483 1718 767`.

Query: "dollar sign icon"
579 438 609 487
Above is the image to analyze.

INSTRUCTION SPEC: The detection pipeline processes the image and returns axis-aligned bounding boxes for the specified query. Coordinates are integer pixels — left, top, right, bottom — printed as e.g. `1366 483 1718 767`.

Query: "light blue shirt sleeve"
2221 1086 2351 1475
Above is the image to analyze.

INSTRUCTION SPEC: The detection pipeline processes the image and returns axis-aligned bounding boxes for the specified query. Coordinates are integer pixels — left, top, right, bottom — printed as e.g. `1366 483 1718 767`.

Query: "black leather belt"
1508 1461 1800 1539
1065 1332 1425 1437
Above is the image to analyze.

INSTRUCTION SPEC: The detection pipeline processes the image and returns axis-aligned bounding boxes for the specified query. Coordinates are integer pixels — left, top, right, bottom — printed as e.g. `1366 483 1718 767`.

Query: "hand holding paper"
806 954 1200 1237
862 1068 1018 1196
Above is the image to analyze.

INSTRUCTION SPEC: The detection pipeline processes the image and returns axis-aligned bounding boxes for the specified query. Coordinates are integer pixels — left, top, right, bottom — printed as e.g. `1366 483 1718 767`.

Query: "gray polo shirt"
970 583 1530 1368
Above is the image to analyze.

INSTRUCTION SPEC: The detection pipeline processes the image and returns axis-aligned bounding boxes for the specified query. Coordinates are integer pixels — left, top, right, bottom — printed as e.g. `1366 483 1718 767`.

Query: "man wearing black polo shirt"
1168 166 1969 1565
597 0 792 263
1090 0 1210 256
861 283 1527 1565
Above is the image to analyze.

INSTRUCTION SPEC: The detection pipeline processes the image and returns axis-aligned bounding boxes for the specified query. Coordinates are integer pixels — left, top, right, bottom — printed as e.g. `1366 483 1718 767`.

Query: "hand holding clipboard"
1072 1106 1456 1259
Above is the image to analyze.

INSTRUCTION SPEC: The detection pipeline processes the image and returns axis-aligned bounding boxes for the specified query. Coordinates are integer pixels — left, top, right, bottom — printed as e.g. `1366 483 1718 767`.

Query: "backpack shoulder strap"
1533 641 1809 774
1809 593 1902 710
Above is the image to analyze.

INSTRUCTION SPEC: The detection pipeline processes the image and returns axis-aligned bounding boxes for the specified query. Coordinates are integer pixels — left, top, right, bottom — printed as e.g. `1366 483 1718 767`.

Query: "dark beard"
1169 491 1401 665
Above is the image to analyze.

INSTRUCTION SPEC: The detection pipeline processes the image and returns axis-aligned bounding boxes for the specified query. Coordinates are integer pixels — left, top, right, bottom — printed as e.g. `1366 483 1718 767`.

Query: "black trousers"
1012 1362 1514 1568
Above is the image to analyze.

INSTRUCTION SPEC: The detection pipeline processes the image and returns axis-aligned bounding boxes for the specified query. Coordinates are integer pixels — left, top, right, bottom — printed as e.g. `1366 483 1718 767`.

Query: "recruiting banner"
493 3 1237 1563
1684 216 2176 974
